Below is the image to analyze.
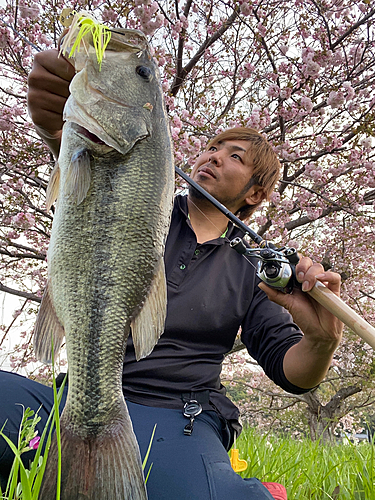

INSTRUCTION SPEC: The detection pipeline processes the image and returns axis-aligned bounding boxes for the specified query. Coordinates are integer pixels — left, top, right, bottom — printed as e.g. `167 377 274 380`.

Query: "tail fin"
39 405 147 500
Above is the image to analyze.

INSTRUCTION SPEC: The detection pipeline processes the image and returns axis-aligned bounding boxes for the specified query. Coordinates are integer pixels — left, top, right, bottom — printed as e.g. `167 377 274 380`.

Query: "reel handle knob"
230 237 247 255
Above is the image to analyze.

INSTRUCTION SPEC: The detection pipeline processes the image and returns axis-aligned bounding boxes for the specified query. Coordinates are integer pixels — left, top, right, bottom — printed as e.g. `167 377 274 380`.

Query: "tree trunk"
302 386 362 442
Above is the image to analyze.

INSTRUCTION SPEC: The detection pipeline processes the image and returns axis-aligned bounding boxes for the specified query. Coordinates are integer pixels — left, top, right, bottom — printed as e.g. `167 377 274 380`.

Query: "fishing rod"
4 14 374 348
175 166 375 350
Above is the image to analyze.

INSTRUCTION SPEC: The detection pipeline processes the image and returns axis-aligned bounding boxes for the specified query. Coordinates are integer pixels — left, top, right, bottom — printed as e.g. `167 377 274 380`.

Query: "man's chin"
188 184 212 202
188 185 241 214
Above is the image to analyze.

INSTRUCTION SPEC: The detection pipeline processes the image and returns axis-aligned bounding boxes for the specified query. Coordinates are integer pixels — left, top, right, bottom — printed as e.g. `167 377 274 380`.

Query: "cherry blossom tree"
0 0 375 431
223 336 375 442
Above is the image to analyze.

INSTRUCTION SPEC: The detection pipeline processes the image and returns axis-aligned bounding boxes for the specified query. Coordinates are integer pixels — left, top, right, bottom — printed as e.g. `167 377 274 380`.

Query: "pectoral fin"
64 149 91 205
34 280 65 364
131 258 167 361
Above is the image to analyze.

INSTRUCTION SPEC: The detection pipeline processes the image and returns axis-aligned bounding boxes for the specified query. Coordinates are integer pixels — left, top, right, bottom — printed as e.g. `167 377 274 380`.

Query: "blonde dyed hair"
207 127 280 219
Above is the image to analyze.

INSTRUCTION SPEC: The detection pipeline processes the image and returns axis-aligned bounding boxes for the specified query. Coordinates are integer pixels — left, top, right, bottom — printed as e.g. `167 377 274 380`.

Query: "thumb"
258 282 291 309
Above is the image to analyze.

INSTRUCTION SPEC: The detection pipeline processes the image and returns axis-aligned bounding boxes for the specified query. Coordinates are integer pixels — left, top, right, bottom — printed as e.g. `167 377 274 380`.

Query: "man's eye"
232 154 242 160
208 146 217 151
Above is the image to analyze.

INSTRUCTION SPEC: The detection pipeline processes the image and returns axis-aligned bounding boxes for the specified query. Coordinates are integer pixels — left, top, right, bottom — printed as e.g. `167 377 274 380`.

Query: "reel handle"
307 281 375 350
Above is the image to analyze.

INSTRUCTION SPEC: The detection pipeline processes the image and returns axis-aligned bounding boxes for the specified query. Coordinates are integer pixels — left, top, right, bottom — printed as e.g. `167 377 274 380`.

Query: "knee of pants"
201 453 275 500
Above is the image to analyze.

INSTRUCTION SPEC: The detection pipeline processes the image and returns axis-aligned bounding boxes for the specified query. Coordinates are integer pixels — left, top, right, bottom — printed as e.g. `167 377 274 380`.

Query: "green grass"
235 426 375 499
0 377 154 500
0 374 66 500
3 400 374 499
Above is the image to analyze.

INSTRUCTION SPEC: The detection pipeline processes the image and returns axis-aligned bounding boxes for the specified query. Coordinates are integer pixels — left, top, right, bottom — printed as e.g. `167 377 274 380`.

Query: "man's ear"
245 185 267 206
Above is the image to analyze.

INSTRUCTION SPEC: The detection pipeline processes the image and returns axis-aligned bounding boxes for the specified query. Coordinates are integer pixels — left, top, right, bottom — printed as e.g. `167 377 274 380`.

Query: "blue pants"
0 370 273 499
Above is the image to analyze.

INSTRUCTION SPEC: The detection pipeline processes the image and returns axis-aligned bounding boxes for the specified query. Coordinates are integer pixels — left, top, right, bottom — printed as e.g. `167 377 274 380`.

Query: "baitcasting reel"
230 238 300 293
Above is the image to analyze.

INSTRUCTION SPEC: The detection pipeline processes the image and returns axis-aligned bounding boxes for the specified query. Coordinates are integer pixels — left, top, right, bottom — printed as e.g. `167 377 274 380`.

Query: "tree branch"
0 282 41 303
0 248 46 261
331 7 375 50
279 180 356 216
2 241 46 258
284 206 343 231
0 299 28 348
170 7 240 97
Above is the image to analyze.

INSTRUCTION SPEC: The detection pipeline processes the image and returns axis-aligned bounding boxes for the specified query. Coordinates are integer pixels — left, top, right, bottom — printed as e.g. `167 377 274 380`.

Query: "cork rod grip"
307 281 375 350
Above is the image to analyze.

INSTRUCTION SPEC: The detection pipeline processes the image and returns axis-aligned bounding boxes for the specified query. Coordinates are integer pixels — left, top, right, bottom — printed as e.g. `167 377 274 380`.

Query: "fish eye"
136 65 153 81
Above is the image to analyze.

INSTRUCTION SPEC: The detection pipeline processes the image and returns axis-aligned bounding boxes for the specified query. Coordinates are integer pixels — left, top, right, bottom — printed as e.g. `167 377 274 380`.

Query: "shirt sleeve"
240 277 311 395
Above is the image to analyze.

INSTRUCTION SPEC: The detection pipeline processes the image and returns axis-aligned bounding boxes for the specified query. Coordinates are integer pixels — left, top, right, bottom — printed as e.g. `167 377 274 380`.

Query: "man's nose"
208 151 222 165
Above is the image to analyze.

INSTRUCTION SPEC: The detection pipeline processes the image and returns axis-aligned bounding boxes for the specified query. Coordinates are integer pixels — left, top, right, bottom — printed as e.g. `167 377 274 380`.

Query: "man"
0 49 343 499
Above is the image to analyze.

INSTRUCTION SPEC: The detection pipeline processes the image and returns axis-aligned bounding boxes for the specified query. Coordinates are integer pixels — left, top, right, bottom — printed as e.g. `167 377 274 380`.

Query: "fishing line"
187 197 228 237
181 178 260 275
176 166 265 245
0 17 41 52
233 247 262 274
175 165 301 291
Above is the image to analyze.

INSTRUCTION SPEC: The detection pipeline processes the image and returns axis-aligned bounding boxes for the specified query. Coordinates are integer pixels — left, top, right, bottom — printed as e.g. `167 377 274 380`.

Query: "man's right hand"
27 49 75 157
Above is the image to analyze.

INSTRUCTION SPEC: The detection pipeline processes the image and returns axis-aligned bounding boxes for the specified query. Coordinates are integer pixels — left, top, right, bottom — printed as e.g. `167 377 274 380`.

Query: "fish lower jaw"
69 121 115 151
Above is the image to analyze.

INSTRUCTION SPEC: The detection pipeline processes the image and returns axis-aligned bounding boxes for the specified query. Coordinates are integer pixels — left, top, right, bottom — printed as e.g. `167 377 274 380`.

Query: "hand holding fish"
27 49 74 157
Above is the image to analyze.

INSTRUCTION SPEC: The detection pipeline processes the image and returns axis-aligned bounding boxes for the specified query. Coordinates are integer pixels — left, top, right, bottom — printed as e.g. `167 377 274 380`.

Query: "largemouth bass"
34 27 174 500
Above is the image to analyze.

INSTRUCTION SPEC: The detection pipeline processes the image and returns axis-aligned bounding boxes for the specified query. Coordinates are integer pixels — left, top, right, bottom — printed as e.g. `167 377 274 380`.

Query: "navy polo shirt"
122 195 307 421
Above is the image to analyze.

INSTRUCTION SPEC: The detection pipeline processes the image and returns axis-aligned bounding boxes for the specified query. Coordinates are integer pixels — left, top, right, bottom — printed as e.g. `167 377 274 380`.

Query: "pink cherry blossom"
19 3 39 19
11 212 35 229
304 60 321 78
240 3 252 16
0 0 374 435
300 96 313 113
266 84 280 98
327 90 345 109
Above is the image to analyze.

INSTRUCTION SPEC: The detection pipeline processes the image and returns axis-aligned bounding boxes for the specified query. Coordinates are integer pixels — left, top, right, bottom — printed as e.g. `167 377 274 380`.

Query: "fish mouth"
72 123 108 146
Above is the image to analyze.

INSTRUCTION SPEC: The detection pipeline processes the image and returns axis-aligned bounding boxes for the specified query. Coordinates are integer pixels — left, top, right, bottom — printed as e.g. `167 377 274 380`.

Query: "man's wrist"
34 125 62 158
299 333 339 357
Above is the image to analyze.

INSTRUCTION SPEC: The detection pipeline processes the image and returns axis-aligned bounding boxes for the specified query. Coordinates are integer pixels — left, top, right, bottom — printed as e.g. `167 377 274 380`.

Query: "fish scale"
56 148 163 421
34 27 174 499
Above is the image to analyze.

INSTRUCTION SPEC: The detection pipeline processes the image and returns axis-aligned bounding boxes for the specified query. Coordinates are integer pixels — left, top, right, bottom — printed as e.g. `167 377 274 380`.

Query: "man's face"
190 139 256 212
